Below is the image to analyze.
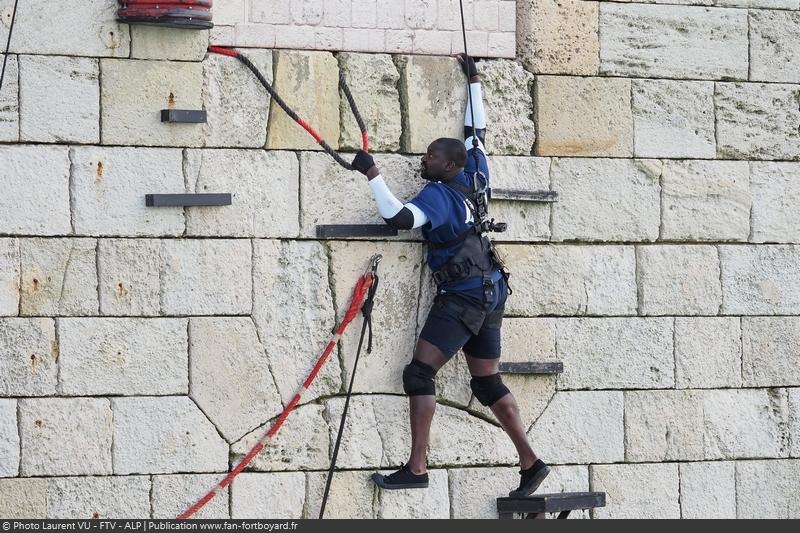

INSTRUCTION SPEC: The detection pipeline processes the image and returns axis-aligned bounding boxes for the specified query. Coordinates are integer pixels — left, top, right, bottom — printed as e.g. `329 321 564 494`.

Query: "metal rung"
499 362 563 375
497 492 606 520
316 225 399 238
145 194 231 207
160 109 208 123
491 189 559 203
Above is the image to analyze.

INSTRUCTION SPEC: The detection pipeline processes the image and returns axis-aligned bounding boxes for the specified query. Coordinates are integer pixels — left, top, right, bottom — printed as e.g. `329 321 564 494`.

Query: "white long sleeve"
368 175 430 228
464 82 486 129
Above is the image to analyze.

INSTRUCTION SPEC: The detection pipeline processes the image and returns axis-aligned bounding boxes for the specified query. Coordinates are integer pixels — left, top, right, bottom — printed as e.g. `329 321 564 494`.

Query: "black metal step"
499 362 563 375
160 109 208 123
145 194 231 207
491 189 559 203
497 491 606 519
316 225 399 239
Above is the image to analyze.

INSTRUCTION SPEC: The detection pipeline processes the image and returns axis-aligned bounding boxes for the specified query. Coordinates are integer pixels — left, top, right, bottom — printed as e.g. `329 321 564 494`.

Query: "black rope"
339 69 367 137
458 0 481 190
0 0 19 95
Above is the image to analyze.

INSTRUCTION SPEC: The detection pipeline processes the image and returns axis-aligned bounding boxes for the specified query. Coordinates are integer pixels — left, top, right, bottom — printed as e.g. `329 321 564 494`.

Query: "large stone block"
59 318 188 396
675 317 742 389
535 77 632 157
637 245 722 315
716 0 798 7
397 55 465 153
551 158 660 241
625 390 704 462
203 49 272 148
130 25 208 61
591 463 680 519
152 474 229 519
160 240 252 315
266 51 339 150
529 391 624 464
556 318 674 390
0 145 71 235
661 160 750 241
720 245 800 315
338 53 401 152
0 478 47 518
0 318 57 396
184 150 299 237
703 389 789 460
305 470 375 518
46 477 151 519
742 317 800 387
599 4 748 80
71 147 185 236
190 317 282 442
19 238 98 316
750 162 800 243
486 156 551 241
736 460 800 518
0 54 18 141
0 399 18 476
791 389 800 458
323 396 388 469
19 398 112 476
632 80 716 158
19 55 99 143
716 83 800 160
252 240 340 404
100 59 204 147
97 239 161 316
750 10 800 84
112 396 228 475
680 461 736 519
231 473 305 519
0 239 19 315
501 244 637 316
377 469 449 519
478 59 535 155
517 0 599 75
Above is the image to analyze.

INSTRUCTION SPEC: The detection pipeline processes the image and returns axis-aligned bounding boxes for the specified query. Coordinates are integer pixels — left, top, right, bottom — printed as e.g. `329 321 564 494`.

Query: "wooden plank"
491 188 559 203
497 492 606 514
499 362 564 375
145 194 231 207
316 225 399 239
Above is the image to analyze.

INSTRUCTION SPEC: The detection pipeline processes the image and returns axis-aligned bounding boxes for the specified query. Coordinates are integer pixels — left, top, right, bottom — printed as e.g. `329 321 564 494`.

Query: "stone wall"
1 0 799 520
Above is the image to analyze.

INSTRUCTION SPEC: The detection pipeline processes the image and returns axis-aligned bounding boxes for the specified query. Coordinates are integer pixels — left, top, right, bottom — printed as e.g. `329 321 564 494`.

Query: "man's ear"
444 160 455 171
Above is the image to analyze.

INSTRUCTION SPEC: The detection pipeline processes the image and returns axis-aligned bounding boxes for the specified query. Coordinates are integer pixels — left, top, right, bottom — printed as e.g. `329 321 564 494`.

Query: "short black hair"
432 138 467 168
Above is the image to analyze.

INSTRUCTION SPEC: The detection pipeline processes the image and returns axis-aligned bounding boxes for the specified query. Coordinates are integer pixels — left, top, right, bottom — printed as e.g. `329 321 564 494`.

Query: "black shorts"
419 276 508 359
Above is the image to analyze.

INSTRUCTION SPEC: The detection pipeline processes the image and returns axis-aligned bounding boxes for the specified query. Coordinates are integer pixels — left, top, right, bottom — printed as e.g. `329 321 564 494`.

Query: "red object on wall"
117 1 213 30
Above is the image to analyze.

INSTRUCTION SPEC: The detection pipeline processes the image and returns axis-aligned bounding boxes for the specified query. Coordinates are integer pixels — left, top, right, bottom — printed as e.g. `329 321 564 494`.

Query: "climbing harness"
0 0 19 95
207 46 369 171
178 255 382 520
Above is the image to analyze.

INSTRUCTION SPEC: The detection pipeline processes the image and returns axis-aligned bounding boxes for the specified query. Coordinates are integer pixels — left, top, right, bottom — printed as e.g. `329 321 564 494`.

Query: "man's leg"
407 339 449 474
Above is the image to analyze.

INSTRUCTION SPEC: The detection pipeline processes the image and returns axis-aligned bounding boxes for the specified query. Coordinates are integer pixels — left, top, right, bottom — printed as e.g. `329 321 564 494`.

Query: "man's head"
420 138 467 181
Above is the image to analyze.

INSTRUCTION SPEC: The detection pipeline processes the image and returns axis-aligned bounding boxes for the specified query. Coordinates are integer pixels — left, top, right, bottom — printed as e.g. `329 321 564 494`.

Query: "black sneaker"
371 463 429 489
509 459 551 497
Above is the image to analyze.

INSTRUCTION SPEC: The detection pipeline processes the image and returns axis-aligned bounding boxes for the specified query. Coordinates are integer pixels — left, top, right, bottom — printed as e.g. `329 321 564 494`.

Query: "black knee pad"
402 360 436 396
470 373 510 407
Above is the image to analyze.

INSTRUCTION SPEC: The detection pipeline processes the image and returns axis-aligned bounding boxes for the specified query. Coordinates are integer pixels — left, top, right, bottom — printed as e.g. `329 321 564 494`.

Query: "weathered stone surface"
377 469 449 519
551 158 660 240
0 478 47 518
751 162 800 243
19 398 112 476
0 318 57 396
428 402 518 467
397 55 465 153
529 391 624 464
299 152 421 238
97 239 161 316
637 245 722 315
20 238 98 316
112 396 228 474
0 399 18 476
101 59 204 147
203 49 272 148
1 0 130 57
716 83 800 160
232 404 330 471
160 239 252 315
0 239 19 315
556 318 674 390
736 460 800 518
71 147 185 236
0 145 71 235
59 318 187 396
324 396 387 469
266 51 339 150
184 150 299 237
517 0 599 75
501 244 637 316
720 245 800 315
0 54 18 141
632 80 716 158
338 53 401 152
535 77 633 157
47 477 150 519
435 351 472 408
130 25 208 61
19 55 99 143
190 317 282 442
675 317 742 389
791 389 800 458
599 4 748 80
305 470 375 518
625 390 704 462
478 59 535 155
750 10 800 84
716 0 798 7
680 461 736 519
591 463 680 519
330 242 422 394
486 156 551 241
661 160 750 241
231 473 305 519
704 389 788 460
742 317 800 387
252 240 340 404
152 474 229 519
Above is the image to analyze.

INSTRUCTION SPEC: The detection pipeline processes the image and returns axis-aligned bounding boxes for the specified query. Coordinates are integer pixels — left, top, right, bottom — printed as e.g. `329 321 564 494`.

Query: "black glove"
351 150 375 175
456 53 478 79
